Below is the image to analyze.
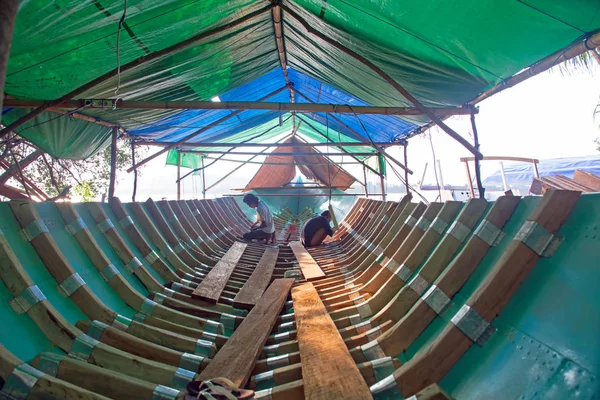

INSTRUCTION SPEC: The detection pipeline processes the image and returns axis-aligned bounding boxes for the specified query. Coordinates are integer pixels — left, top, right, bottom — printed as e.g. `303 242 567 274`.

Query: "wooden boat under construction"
1 1 600 399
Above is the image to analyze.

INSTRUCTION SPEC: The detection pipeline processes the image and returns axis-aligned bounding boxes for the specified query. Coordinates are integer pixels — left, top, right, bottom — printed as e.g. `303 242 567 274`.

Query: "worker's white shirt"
257 201 275 234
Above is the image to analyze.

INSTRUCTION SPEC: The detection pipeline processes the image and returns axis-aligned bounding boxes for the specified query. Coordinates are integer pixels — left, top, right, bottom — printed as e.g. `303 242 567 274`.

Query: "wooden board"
289 241 326 281
191 241 247 303
198 278 295 387
233 247 279 309
293 282 373 400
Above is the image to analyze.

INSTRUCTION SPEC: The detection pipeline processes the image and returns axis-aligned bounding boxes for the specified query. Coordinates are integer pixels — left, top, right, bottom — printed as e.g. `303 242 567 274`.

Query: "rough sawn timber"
293 282 373 400
191 241 247 303
198 278 295 387
289 241 326 280
233 247 279 309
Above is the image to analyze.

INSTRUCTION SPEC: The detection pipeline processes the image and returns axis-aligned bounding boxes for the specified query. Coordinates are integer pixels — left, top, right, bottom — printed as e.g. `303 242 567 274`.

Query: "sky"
113 66 600 202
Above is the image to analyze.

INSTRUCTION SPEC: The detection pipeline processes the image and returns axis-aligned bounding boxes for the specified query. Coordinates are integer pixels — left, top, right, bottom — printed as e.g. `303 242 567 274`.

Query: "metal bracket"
69 334 99 361
87 320 109 340
124 257 143 274
100 264 120 281
10 285 46 314
266 354 289 369
195 339 217 357
371 356 396 381
473 219 505 247
416 216 431 231
171 367 195 390
0 363 45 399
394 264 412 282
205 319 223 334
179 353 204 372
421 285 452 315
451 304 496 346
97 218 114 233
430 216 449 235
447 220 471 243
253 370 275 389
57 272 86 297
139 298 157 316
119 216 134 228
369 372 399 397
405 215 418 228
19 220 49 242
145 251 159 265
515 220 562 257
37 352 64 377
408 274 429 296
65 217 87 235
152 385 180 400
361 340 386 361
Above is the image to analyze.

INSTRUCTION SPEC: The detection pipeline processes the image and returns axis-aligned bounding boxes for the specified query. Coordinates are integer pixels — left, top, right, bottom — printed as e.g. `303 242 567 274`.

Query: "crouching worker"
242 194 275 242
302 210 334 247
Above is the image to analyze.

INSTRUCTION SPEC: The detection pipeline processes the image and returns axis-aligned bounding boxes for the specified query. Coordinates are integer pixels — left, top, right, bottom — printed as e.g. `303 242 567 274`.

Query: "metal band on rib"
19 220 49 242
69 334 99 361
87 320 109 340
124 257 143 274
0 363 45 399
37 352 65 377
266 354 289 369
451 304 495 345
370 374 400 396
195 339 217 357
371 356 396 381
65 217 87 235
220 313 236 331
97 218 114 233
422 285 451 315
408 274 429 296
112 314 132 330
415 216 431 231
174 243 186 254
430 217 449 234
139 298 158 316
357 302 373 319
405 215 418 228
57 272 85 297
145 251 159 265
179 353 203 372
119 216 134 228
100 264 120 281
159 244 175 258
473 219 505 247
394 264 412 282
253 370 275 389
171 367 195 390
361 340 386 361
152 385 180 400
167 214 179 224
10 285 46 314
515 220 562 257
447 220 471 243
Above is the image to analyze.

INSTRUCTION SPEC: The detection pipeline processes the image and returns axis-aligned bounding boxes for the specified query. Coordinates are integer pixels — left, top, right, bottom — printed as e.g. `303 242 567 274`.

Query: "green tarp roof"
3 1 599 159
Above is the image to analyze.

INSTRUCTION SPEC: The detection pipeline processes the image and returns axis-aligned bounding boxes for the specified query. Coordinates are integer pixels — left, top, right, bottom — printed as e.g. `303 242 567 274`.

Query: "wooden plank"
233 247 279 309
573 169 600 190
198 278 295 387
191 241 247 303
289 241 326 281
293 282 373 400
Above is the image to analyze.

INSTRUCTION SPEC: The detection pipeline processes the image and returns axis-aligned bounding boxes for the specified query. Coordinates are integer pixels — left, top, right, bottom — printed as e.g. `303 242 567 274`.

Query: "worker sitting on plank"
241 193 275 242
302 210 334 247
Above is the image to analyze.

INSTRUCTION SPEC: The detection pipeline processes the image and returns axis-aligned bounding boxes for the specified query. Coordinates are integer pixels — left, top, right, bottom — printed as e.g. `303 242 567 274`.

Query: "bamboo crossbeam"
0 4 275 139
140 141 395 148
126 85 290 172
3 98 474 116
204 156 362 166
272 5 295 104
280 4 483 160
183 150 377 156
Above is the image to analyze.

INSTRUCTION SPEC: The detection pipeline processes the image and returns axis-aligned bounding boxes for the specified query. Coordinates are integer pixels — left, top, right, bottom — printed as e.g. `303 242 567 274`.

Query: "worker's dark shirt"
302 216 333 247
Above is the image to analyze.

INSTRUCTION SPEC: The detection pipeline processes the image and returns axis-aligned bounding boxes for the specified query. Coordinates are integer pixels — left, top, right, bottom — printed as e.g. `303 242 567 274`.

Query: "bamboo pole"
201 156 206 199
176 151 181 200
203 156 362 165
363 165 369 195
403 143 410 195
3 98 474 116
131 139 137 201
470 111 485 198
380 173 386 200
0 0 18 117
0 4 275 139
137 140 396 148
280 3 483 160
126 84 289 172
108 127 118 199
272 5 295 104
182 150 377 156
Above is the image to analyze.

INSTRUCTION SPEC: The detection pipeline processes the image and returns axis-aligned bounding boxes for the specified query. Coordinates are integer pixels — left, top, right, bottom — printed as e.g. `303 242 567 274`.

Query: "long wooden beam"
139 140 395 148
126 85 289 172
183 150 377 156
272 5 295 104
0 4 275 139
3 98 474 116
280 4 483 160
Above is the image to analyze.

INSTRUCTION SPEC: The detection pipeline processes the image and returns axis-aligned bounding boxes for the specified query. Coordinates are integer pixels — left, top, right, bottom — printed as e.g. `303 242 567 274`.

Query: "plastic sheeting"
244 138 356 190
4 1 599 158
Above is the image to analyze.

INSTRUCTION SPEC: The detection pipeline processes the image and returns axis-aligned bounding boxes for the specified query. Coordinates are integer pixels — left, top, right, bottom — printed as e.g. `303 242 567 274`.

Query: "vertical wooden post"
403 142 410 195
108 127 118 200
176 151 181 200
470 111 485 198
201 156 206 199
532 161 540 179
0 0 18 119
131 139 137 202
464 161 475 198
380 174 386 200
363 164 369 195
499 161 509 191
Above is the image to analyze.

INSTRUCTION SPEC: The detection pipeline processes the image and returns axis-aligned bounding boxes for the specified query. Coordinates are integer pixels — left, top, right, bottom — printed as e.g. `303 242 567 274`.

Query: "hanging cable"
428 130 442 201
114 0 128 102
